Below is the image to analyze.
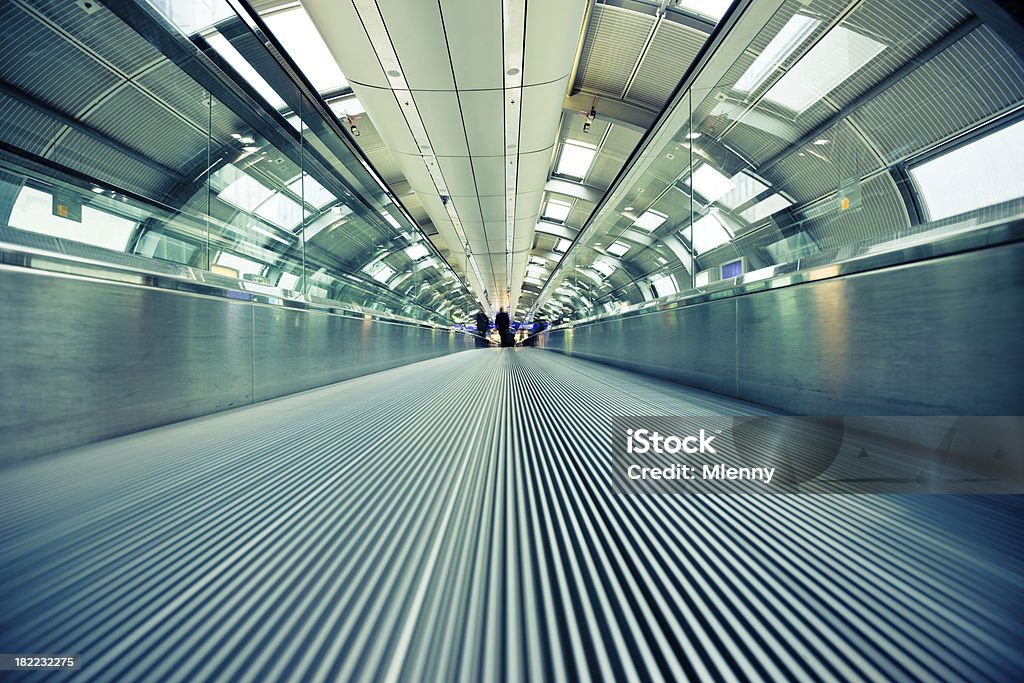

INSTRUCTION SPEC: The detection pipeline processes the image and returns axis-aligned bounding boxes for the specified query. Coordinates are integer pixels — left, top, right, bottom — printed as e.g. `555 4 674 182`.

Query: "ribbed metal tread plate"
0 349 1022 682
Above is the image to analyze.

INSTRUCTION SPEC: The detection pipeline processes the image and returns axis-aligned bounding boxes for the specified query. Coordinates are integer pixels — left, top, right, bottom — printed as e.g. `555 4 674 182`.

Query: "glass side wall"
532 0 1024 323
0 0 475 325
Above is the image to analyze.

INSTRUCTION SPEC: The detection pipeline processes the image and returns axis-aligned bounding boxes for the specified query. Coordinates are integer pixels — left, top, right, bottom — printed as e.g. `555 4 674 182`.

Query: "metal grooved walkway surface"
1 349 1022 682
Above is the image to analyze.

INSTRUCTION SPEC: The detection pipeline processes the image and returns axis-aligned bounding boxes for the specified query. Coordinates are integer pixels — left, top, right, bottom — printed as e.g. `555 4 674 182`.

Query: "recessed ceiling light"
813 139 830 145
387 70 401 77
507 68 520 76
685 132 701 140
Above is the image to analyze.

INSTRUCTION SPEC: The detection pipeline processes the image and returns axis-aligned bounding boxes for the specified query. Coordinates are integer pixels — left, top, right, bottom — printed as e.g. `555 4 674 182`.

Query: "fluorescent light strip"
503 0 526 302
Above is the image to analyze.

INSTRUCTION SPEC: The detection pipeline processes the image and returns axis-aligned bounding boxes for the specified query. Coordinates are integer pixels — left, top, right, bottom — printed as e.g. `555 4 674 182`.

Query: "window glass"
910 119 1024 221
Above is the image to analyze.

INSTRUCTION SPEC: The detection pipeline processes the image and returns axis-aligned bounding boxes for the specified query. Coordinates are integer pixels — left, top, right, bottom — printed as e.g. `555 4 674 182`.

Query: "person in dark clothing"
473 310 490 347
495 308 512 347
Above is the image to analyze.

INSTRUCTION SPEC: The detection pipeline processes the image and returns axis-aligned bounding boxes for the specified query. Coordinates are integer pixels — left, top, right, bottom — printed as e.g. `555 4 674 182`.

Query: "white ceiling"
303 0 588 314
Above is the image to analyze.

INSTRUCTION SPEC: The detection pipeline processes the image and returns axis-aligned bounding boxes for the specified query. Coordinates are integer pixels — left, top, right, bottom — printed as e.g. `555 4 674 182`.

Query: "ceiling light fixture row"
351 0 488 311
502 0 527 313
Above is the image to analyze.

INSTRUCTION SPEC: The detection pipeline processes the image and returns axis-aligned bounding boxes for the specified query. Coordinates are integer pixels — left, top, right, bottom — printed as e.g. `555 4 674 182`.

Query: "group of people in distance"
474 308 514 348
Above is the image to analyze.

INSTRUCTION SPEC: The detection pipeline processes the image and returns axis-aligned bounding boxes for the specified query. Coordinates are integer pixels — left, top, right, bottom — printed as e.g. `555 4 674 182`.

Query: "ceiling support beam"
544 177 604 203
563 93 657 133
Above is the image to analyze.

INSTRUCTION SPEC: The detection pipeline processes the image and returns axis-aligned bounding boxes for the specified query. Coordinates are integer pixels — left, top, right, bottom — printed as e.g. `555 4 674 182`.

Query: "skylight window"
218 173 274 211
264 8 348 93
683 212 732 254
543 198 573 222
674 0 733 21
651 274 677 297
330 97 366 118
288 175 336 209
555 141 597 179
718 172 769 209
734 14 820 94
607 242 630 257
739 193 793 224
216 252 263 277
555 238 572 252
9 186 136 251
633 209 668 232
206 32 287 110
405 243 429 261
910 118 1024 221
764 25 886 113
277 272 300 290
301 212 340 242
255 193 303 228
365 261 395 284
591 258 616 277
689 164 736 203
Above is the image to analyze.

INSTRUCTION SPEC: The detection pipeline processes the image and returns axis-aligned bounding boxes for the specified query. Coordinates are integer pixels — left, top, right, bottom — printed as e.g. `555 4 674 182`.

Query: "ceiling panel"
470 156 505 197
356 87 419 155
436 156 477 197
523 0 588 86
520 77 569 152
413 91 470 156
377 1 455 90
306 0 387 88
441 0 503 90
458 89 505 157
479 195 506 221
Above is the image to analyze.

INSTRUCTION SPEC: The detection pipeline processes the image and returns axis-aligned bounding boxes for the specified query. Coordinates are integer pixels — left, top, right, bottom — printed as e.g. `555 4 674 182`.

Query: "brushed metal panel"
541 241 1024 416
542 299 739 397
0 267 253 463
737 243 1024 415
252 305 472 402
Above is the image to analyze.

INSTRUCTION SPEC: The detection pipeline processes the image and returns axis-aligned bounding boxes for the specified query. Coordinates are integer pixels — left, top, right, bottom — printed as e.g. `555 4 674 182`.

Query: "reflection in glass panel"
255 193 303 229
288 175 335 209
205 32 287 110
763 25 886 114
633 209 668 232
216 251 264 277
739 194 792 224
215 166 274 211
733 14 819 94
689 164 735 203
650 273 677 297
9 187 136 251
683 213 732 254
